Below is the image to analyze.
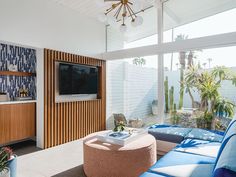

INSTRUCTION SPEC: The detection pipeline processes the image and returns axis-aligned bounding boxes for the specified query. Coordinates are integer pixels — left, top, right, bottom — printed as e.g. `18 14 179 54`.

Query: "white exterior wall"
106 62 158 129
124 63 158 118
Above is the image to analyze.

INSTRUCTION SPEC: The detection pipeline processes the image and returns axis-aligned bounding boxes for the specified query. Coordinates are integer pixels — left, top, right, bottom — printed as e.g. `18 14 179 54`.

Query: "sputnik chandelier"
97 0 156 32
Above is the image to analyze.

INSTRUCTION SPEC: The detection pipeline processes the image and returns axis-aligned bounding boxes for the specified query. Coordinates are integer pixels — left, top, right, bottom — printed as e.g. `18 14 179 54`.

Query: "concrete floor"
15 117 164 177
17 139 86 177
10 140 41 156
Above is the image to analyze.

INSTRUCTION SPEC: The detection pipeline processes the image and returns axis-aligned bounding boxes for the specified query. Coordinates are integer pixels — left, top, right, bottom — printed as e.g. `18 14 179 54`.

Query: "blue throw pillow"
213 168 236 177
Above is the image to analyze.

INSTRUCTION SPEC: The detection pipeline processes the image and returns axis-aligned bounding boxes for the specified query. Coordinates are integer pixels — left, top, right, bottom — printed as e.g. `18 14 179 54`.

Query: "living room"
0 0 236 177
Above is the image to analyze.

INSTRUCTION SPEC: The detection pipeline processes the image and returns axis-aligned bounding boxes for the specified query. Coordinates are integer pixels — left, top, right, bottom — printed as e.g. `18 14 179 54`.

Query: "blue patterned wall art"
0 43 37 100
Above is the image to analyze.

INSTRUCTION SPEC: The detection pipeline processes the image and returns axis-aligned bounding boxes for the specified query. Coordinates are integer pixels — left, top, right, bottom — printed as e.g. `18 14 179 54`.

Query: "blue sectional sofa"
140 118 236 177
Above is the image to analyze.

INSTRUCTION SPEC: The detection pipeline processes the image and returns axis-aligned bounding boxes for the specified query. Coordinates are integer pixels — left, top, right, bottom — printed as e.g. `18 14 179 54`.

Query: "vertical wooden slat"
43 49 106 148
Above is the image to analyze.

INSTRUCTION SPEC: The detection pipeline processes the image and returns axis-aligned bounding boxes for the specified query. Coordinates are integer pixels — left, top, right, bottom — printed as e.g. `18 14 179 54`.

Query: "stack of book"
96 128 147 146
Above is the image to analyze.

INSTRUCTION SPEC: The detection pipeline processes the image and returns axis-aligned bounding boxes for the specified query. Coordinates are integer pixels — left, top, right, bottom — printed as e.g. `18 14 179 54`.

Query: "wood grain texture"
44 49 106 148
0 71 36 77
0 103 36 145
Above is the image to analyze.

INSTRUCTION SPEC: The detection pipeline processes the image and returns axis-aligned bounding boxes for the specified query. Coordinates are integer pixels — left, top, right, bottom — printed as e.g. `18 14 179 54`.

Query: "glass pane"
106 56 159 129
163 0 236 42
106 2 157 52
163 46 236 131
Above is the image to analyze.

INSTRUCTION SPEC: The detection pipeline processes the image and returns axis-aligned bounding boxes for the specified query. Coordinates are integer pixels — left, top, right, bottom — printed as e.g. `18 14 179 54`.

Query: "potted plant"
0 147 13 177
7 154 17 177
113 121 125 132
152 100 158 115
170 104 180 125
214 97 235 118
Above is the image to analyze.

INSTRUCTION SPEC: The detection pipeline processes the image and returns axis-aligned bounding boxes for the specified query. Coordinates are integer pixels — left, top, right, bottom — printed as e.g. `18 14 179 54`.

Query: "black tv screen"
59 63 98 95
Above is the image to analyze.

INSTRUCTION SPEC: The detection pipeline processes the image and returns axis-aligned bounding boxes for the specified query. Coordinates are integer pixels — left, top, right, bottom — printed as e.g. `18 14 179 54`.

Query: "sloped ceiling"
49 0 236 42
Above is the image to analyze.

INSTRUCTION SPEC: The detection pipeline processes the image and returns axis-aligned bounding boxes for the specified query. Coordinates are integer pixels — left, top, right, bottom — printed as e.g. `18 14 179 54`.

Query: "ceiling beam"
164 5 181 24
102 31 236 60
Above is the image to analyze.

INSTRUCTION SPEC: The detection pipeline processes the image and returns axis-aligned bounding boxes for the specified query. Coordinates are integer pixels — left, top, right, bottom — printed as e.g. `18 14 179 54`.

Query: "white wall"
106 61 158 129
124 63 158 118
0 0 105 57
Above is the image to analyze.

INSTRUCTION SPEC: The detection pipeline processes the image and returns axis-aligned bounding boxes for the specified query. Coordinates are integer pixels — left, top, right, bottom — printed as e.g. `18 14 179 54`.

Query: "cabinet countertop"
0 100 36 105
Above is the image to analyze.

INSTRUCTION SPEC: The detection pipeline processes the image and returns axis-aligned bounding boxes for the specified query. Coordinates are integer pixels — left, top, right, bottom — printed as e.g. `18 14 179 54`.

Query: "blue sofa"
140 118 236 177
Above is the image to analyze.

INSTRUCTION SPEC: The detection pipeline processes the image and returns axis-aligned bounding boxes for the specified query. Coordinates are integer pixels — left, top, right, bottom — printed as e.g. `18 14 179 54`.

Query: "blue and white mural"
0 43 36 100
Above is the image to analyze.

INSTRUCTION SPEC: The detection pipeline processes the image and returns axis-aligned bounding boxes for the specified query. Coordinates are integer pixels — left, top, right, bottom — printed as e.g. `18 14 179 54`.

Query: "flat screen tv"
59 63 98 95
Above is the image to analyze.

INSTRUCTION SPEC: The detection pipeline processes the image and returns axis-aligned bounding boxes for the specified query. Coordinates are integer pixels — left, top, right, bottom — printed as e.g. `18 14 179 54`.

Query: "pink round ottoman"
83 131 156 177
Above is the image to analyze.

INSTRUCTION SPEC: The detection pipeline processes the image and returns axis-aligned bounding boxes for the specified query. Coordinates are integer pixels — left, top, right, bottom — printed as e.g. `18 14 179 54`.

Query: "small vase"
0 168 10 177
7 155 17 177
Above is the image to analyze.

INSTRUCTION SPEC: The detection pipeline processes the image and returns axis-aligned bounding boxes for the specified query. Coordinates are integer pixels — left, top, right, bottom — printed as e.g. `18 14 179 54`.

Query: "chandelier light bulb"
120 24 127 33
131 16 143 27
131 19 137 27
135 16 143 26
98 0 145 30
98 13 107 23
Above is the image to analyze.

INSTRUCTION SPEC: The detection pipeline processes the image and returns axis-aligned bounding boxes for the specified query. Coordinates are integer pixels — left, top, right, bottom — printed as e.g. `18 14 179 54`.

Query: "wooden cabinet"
0 103 36 145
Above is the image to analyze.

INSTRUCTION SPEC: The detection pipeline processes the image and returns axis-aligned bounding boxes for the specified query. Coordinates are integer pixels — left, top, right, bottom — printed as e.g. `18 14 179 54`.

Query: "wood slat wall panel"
44 49 106 148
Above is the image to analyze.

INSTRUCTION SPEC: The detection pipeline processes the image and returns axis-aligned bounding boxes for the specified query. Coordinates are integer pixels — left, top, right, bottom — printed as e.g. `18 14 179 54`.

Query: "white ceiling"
49 0 236 42
49 0 106 19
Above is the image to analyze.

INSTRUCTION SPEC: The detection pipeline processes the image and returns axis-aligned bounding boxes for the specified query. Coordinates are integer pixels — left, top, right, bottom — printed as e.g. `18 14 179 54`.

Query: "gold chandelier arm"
127 1 133 5
104 0 120 1
114 4 123 19
105 2 121 15
126 4 136 20
122 4 127 24
126 4 137 18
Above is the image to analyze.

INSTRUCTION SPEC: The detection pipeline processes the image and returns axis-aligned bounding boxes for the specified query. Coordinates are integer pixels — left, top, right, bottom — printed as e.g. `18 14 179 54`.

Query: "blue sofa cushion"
213 168 236 177
149 124 179 129
148 125 192 144
213 117 236 175
148 150 215 177
185 128 223 142
175 139 221 158
149 150 215 170
213 134 236 176
139 172 169 177
222 117 236 142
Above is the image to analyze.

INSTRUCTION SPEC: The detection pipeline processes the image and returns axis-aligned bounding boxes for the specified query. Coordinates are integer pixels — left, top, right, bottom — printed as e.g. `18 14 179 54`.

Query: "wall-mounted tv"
59 63 98 95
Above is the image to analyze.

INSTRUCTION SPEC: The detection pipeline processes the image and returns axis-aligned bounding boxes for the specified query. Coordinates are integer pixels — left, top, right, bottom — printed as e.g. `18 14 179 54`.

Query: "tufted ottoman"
83 131 156 177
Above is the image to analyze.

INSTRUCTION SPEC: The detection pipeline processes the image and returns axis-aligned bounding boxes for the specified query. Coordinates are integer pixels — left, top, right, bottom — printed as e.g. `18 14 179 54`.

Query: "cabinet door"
0 104 11 144
10 103 36 142
0 103 36 145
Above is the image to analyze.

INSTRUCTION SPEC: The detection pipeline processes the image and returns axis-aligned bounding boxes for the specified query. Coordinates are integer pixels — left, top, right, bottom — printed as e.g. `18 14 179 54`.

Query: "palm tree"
187 51 194 68
203 63 207 69
214 97 235 118
197 72 220 111
207 58 213 68
212 66 231 83
184 65 199 108
133 57 146 66
175 34 188 109
176 63 179 70
175 34 188 69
